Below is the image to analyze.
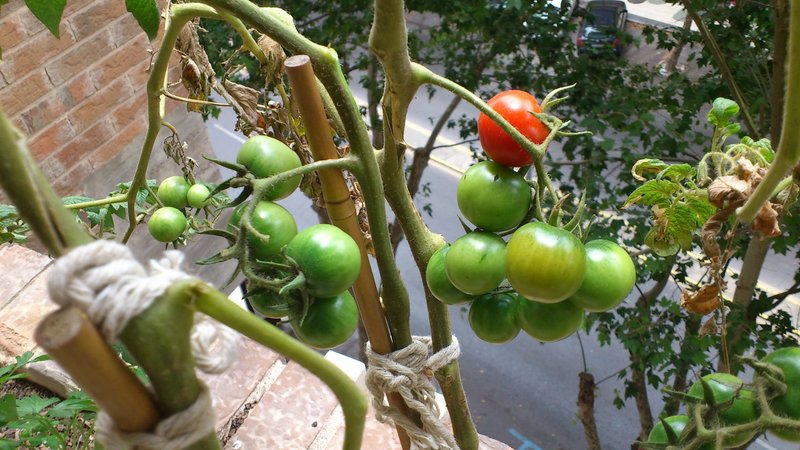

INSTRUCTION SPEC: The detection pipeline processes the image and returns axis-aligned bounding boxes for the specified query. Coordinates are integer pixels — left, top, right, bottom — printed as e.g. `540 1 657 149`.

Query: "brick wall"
0 0 238 288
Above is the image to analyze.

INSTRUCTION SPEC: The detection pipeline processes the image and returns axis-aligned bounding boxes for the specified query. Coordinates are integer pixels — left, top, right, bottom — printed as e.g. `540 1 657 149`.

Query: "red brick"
1 22 75 82
127 57 155 90
0 1 24 20
45 29 114 87
51 160 92 196
88 115 147 168
67 77 133 133
109 14 146 48
63 72 97 107
0 70 52 117
110 92 147 131
18 94 68 136
92 34 150 88
0 11 27 51
28 118 75 161
0 245 51 309
54 117 115 171
67 0 126 42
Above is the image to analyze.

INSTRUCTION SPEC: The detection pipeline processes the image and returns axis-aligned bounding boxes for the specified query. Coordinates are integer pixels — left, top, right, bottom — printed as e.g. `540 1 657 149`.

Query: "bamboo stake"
34 306 160 432
284 54 412 450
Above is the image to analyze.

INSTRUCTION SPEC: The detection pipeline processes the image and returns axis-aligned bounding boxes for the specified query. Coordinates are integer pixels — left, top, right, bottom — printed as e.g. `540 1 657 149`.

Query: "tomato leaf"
624 180 678 208
125 0 160 41
657 164 694 183
0 394 18 425
707 97 739 127
16 396 58 416
631 159 668 181
24 0 66 38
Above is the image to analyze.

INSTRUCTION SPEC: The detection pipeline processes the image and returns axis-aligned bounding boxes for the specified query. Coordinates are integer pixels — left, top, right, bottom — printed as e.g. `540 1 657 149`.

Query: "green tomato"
426 245 474 305
247 290 295 319
229 201 298 262
148 207 187 243
468 292 520 343
457 161 532 232
444 232 506 295
291 291 359 350
506 222 586 303
285 224 361 298
516 297 583 342
236 135 302 200
157 176 190 209
187 183 211 208
570 240 636 312
686 373 758 447
646 415 690 446
762 347 800 441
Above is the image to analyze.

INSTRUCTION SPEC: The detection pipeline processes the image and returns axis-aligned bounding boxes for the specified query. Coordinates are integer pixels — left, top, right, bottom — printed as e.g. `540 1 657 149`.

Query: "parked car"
576 0 628 57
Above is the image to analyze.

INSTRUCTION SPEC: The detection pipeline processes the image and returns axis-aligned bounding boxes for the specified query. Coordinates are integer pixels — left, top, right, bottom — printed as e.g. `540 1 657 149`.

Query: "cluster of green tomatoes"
646 347 800 447
149 136 362 350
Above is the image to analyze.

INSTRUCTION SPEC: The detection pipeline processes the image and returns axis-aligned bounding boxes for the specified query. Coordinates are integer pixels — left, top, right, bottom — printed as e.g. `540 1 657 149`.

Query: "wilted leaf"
257 34 286 87
707 176 749 208
680 283 721 315
753 201 781 237
699 316 718 336
631 158 668 181
657 164 695 182
177 21 214 112
222 79 262 135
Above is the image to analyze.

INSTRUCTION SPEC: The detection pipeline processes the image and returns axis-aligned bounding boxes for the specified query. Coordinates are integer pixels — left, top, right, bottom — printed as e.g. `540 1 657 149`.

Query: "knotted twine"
365 335 461 450
47 239 241 449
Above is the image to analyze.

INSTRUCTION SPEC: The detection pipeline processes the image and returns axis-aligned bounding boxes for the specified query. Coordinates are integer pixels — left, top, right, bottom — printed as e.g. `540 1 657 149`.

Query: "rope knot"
365 336 461 450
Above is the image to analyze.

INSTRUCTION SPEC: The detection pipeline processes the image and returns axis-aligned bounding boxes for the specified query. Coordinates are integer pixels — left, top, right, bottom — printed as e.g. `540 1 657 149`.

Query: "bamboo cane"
284 54 413 450
34 307 160 432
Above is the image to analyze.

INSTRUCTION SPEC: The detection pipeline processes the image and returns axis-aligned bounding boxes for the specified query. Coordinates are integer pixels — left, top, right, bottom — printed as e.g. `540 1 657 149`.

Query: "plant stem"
190 281 367 450
64 194 128 210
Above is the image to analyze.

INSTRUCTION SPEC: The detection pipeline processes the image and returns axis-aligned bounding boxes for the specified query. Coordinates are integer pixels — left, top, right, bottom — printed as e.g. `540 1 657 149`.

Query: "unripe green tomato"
646 415 690 446
468 292 520 343
686 373 758 447
236 135 302 200
148 207 187 242
570 240 636 312
228 201 298 262
285 224 361 298
517 297 583 342
187 184 211 208
426 245 474 305
762 347 800 442
457 161 532 232
157 176 190 209
444 232 506 295
247 290 294 319
291 291 359 350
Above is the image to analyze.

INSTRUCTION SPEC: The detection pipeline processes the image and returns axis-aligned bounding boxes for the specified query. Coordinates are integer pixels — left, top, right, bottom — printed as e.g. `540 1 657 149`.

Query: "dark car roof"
585 0 627 11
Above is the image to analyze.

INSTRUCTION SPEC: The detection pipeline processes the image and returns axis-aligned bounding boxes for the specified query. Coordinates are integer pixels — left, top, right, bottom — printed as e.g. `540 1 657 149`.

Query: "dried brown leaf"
680 283 721 315
222 79 262 135
176 21 214 112
708 176 749 208
257 34 286 87
753 201 781 237
699 316 719 336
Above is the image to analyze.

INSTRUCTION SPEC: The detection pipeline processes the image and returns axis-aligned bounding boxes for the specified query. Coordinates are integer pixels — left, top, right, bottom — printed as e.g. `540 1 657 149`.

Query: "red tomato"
477 90 549 167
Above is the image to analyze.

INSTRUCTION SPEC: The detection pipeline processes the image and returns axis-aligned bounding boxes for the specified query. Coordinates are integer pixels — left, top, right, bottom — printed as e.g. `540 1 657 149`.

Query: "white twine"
365 336 461 450
47 239 241 448
95 381 217 450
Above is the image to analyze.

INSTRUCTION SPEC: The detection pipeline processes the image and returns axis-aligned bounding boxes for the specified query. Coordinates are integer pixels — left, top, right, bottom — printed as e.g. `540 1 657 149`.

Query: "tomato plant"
477 90 549 167
516 297 583 342
444 231 506 295
157 175 190 209
291 291 359 350
229 201 298 262
468 292 520 343
236 135 302 200
426 245 474 305
570 240 636 312
187 183 211 208
763 347 800 441
506 222 586 303
457 161 532 232
285 224 361 298
686 373 758 447
147 207 187 243
646 415 690 446
247 290 295 319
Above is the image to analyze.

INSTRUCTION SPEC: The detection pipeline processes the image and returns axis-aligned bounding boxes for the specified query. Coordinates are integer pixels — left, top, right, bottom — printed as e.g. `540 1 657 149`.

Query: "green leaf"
125 0 160 41
707 97 739 126
684 193 715 226
631 159 668 181
61 196 94 206
47 392 96 419
657 164 695 183
23 0 66 37
751 138 774 163
624 180 679 208
16 396 58 416
0 205 17 221
0 438 17 450
0 394 18 425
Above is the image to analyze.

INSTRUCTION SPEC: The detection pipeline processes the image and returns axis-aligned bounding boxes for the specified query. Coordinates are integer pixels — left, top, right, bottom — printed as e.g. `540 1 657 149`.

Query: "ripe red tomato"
506 222 586 303
457 161 532 232
570 240 636 312
468 292 520 343
291 291 359 350
148 207 187 242
762 347 800 441
285 224 361 298
236 135 302 200
157 176 190 209
229 201 298 262
445 232 506 295
516 297 583 342
426 245 474 305
477 90 549 167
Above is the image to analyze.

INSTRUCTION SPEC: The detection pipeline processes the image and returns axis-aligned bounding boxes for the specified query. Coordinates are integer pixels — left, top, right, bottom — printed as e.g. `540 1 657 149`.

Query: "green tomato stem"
189 281 367 450
64 194 129 210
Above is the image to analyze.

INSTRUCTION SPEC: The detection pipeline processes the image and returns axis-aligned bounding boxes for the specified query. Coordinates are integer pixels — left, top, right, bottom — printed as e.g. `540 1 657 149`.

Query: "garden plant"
1 0 800 449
